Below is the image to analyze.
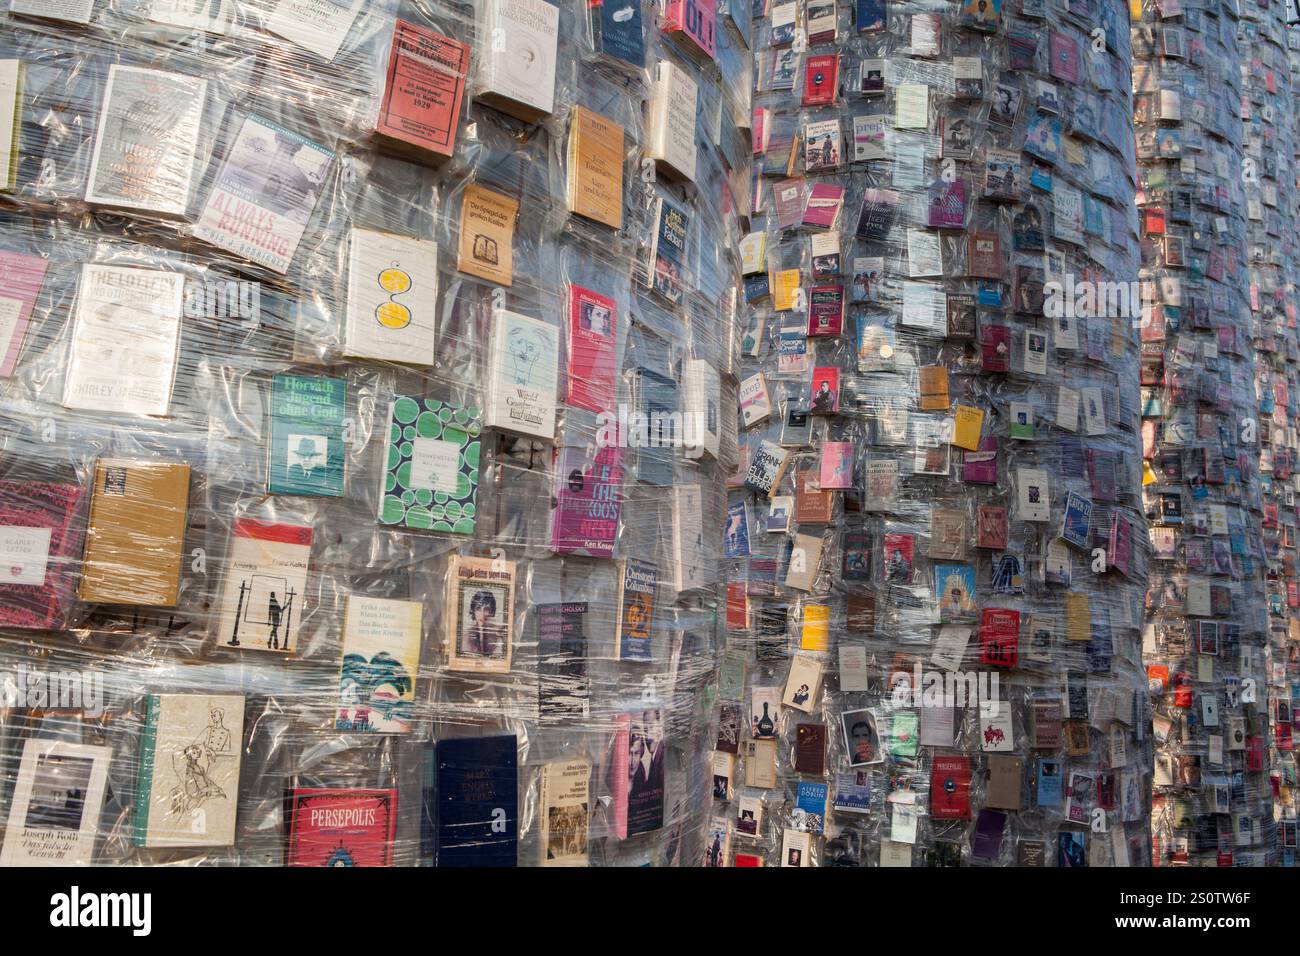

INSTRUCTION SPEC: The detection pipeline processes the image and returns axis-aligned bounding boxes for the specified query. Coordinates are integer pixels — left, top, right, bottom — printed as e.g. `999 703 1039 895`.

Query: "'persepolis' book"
216 518 312 654
551 443 622 558
485 308 559 438
0 479 84 630
0 249 49 378
566 284 618 412
376 21 469 160
344 227 438 365
377 395 480 534
85 65 206 215
426 735 518 866
288 788 397 866
0 738 112 866
539 759 590 866
335 596 422 733
133 693 245 847
567 106 625 229
193 114 334 274
446 553 516 674
268 373 346 497
615 557 657 661
63 264 184 417
79 459 190 607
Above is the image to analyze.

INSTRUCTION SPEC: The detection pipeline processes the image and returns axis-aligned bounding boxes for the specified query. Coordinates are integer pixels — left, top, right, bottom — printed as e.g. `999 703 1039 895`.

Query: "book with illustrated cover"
646 196 690 304
539 760 590 866
343 227 438 365
133 693 245 848
194 114 334 274
266 0 366 61
485 309 559 439
0 739 111 866
615 558 657 662
550 443 622 558
377 395 481 534
85 66 206 215
476 0 559 120
288 789 397 866
0 479 84 630
566 284 618 413
446 554 515 674
609 710 665 838
268 374 346 497
567 106 625 229
426 735 518 866
376 21 468 160
457 183 518 285
216 518 312 654
0 249 48 378
803 57 839 108
63 264 184 417
336 596 422 733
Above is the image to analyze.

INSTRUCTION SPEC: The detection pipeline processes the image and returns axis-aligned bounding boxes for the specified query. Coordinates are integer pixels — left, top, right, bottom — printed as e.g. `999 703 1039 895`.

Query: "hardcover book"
336 596 422 733
194 114 334 274
591 0 646 67
550 443 622 558
446 554 515 674
428 735 518 866
0 249 48 378
216 518 312 654
343 227 438 365
682 358 721 459
85 66 206 215
133 693 245 847
0 479 84 630
377 395 480 534
539 759 590 866
268 374 346 497
376 21 468 160
485 309 559 439
476 0 559 120
567 106 625 229
63 264 184 417
647 59 698 182
288 789 397 866
566 284 619 412
457 183 518 285
79 459 189 607
0 739 111 866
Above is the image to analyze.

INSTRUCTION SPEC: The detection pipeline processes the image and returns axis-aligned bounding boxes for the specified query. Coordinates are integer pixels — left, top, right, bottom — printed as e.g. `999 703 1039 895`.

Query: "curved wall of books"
729 0 1152 867
0 1 751 866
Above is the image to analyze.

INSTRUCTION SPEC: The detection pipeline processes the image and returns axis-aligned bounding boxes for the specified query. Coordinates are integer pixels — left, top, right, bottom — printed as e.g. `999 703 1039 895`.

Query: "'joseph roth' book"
0 739 112 866
288 789 397 866
375 21 469 161
425 735 518 866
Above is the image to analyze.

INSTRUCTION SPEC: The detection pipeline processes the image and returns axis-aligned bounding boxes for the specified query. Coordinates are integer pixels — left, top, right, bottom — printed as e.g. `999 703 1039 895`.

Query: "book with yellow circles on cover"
343 226 438 365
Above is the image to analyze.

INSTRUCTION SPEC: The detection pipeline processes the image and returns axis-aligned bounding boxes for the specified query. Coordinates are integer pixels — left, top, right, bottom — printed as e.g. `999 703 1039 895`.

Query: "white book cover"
648 60 698 183
738 372 771 428
150 0 233 32
1017 467 1051 522
343 227 438 365
266 0 366 61
9 0 94 24
484 308 559 439
672 482 707 592
215 518 313 654
1 739 112 866
682 358 721 459
0 60 19 191
85 65 207 216
63 264 184 417
478 0 560 118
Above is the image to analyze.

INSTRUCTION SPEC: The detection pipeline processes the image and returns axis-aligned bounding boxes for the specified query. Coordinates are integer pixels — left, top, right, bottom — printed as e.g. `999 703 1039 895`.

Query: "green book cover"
378 395 480 534
268 374 346 497
132 693 160 847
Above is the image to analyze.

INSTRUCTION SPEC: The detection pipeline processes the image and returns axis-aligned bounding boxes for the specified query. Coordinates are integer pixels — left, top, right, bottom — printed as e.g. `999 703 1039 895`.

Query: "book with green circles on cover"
378 395 480 534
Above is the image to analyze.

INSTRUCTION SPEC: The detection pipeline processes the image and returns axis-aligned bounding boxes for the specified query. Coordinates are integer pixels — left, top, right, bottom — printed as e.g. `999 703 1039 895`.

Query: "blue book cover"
833 771 871 813
594 0 645 67
425 735 518 867
795 781 828 834
1037 758 1063 806
856 0 885 30
724 500 751 558
632 367 678 487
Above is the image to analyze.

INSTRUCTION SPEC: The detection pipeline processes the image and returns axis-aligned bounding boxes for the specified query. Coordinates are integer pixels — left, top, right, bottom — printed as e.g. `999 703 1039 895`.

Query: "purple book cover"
927 179 967 229
0 251 50 378
962 436 998 484
551 444 622 558
0 480 85 629
971 808 1006 860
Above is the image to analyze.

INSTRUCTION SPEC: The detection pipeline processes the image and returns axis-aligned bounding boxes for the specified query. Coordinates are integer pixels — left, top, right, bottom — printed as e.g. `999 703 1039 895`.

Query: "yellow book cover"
801 603 830 651
772 268 800 311
457 183 518 286
952 404 984 451
1065 592 1090 642
567 106 624 229
918 365 949 410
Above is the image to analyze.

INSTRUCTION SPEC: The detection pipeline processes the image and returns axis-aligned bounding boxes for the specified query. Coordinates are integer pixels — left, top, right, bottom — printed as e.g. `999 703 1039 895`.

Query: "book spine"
132 694 160 847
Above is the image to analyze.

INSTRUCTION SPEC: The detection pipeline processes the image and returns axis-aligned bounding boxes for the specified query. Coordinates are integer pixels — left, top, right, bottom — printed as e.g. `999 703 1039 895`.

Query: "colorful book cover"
551 443 621 558
809 366 840 414
935 563 977 621
446 554 516 674
539 759 590 866
663 0 716 60
288 788 397 866
335 596 422 733
724 500 752 558
0 739 112 866
930 756 972 819
377 395 481 534
794 781 828 834
927 178 967 229
648 196 689 304
0 479 84 630
133 693 245 848
807 284 845 336
819 441 853 489
427 735 518 866
216 518 312 653
343 227 438 365
0 249 48 378
376 21 468 158
611 710 666 838
802 55 839 108
268 373 346 497
566 284 618 413
194 114 333 274
980 607 1020 669
616 558 657 661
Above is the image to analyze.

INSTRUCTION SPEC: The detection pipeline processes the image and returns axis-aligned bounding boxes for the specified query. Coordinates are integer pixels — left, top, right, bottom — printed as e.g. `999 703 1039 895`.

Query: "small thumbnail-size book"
0 739 112 866
0 479 84 630
485 309 559 439
426 735 518 866
375 21 469 160
288 789 397 866
343 227 438 365
475 0 559 121
336 596 422 733
445 554 516 674
216 518 312 654
268 374 346 497
539 760 590 866
377 395 481 534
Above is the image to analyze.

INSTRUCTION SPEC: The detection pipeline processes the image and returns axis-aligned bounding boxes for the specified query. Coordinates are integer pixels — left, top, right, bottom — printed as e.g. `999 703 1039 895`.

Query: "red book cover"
802 54 839 107
734 852 763 866
287 788 397 866
981 323 1011 372
566 284 618 413
726 581 749 630
980 607 1020 668
376 21 469 159
0 479 85 630
663 0 716 60
976 505 1008 549
0 250 50 377
967 230 1002 279
930 756 971 819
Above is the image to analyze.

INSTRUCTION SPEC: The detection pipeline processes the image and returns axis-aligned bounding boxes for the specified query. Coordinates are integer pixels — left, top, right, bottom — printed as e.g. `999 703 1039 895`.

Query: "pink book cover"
819 442 853 489
566 284 618 413
0 251 50 378
607 713 630 839
663 0 716 60
802 183 844 229
1050 31 1080 84
0 479 86 629
551 443 622 558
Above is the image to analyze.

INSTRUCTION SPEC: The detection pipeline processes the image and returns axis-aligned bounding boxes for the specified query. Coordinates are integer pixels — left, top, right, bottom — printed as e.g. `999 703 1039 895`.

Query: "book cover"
288 788 397 866
804 121 842 174
856 188 899 240
194 114 334 274
343 227 438 365
457 183 518 285
930 756 972 819
85 65 206 215
266 0 366 61
795 469 833 524
671 483 708 591
802 54 839 108
794 781 827 834
0 739 111 866
591 0 646 67
647 196 689 304
133 693 245 847
682 358 721 458
819 442 853 489
807 284 845 336
537 602 589 720
567 106 625 229
809 366 840 414
376 21 468 159
539 759 590 866
745 440 791 496
63 264 184 417
663 0 716 59
336 596 422 733
268 374 346 497
927 179 966 229
216 518 312 654
739 372 772 428
550 443 622 558
0 249 48 378
377 395 481 534
429 736 518 866
629 367 677 486
614 710 665 837
0 61 21 193
9 0 94 21
79 459 189 607
724 500 752 558
0 479 84 630
980 607 1020 669
647 60 698 182
485 309 559 439
476 0 559 120
446 554 515 674
566 284 618 413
